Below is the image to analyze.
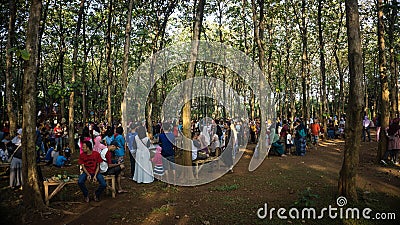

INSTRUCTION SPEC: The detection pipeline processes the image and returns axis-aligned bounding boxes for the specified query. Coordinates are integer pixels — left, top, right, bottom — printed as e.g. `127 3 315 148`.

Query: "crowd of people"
2 111 400 201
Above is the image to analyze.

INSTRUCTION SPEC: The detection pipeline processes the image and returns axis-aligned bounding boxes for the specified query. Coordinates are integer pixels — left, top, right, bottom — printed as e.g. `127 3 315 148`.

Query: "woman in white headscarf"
198 126 210 154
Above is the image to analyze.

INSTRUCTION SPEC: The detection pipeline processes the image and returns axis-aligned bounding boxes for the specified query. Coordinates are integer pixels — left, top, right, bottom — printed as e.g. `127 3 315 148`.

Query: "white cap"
17 128 22 135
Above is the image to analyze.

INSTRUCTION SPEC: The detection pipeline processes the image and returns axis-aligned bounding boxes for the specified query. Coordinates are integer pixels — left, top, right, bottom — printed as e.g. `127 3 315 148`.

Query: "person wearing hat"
99 140 127 193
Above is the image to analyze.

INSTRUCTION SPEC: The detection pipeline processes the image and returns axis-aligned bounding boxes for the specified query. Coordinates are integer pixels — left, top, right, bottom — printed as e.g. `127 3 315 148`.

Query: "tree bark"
377 0 389 161
301 0 308 120
338 0 364 202
22 0 45 209
182 0 205 178
106 0 113 125
318 0 327 135
388 0 398 118
121 0 134 128
5 0 17 137
69 0 85 154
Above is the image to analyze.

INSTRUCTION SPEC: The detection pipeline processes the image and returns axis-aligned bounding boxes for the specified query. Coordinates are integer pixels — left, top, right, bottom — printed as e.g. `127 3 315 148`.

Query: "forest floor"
1 131 400 225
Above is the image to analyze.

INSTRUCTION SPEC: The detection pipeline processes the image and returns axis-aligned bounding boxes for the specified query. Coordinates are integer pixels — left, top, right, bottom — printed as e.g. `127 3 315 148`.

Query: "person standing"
294 119 307 156
159 122 176 184
114 126 126 164
126 123 139 179
133 126 154 183
362 116 371 142
310 119 321 148
53 123 63 150
78 141 106 202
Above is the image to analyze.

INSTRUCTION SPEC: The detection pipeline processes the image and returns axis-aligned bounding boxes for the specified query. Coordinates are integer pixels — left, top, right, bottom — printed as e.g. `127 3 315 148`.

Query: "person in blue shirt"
159 122 176 184
114 126 126 164
55 154 68 167
45 143 55 165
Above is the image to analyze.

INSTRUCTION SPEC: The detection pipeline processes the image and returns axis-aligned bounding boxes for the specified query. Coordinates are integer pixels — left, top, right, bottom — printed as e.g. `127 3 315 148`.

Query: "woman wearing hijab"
133 126 154 183
362 116 372 142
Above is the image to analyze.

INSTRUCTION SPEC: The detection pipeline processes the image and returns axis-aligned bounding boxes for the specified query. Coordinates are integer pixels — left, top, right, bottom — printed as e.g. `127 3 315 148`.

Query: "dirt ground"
1 132 399 225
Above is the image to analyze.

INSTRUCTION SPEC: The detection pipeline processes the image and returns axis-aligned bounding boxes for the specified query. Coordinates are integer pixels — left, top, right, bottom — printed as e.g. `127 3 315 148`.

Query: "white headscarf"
201 126 210 146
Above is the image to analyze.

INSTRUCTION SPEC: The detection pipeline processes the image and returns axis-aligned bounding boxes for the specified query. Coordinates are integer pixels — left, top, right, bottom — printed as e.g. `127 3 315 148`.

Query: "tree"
106 0 113 125
338 0 364 202
5 0 17 138
69 0 85 154
377 0 389 162
22 0 45 209
182 0 206 178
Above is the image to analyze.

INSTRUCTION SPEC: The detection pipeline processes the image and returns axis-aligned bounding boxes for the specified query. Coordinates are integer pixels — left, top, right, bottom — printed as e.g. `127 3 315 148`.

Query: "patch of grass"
210 184 239 192
162 185 179 193
152 204 170 214
292 187 320 208
140 189 156 198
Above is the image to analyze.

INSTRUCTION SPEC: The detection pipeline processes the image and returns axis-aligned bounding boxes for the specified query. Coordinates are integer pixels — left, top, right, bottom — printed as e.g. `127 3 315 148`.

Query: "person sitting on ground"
63 143 71 165
100 141 127 193
45 142 55 165
269 128 286 157
55 151 68 168
78 141 106 202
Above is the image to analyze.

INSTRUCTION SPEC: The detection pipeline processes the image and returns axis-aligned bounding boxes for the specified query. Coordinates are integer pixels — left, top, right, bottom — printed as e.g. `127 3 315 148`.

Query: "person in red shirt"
54 123 63 150
310 119 321 148
78 141 106 202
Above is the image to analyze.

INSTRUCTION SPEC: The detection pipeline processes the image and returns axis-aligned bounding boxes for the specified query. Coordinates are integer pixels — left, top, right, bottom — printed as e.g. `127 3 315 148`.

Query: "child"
286 131 294 154
151 145 164 180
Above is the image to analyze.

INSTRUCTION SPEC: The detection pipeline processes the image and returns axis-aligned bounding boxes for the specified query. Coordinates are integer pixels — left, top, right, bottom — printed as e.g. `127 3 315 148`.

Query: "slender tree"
22 0 45 209
106 0 113 125
69 0 86 153
377 0 389 161
338 0 364 202
182 0 206 176
5 0 17 137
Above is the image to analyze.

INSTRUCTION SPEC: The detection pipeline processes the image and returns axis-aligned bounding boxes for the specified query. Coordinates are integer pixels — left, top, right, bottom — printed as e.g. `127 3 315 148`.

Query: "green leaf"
20 49 30 60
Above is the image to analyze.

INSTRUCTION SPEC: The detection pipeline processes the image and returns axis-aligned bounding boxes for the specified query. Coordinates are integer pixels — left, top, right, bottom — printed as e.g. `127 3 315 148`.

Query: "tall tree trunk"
69 0 85 153
106 0 113 125
82 9 88 124
301 0 308 120
58 0 66 121
22 0 45 209
121 0 134 128
318 0 328 136
377 0 389 161
5 0 17 137
338 0 364 202
388 0 398 118
182 0 205 177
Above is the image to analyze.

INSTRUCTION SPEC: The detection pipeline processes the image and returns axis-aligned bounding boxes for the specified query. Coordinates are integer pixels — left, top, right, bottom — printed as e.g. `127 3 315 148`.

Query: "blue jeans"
78 173 106 198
